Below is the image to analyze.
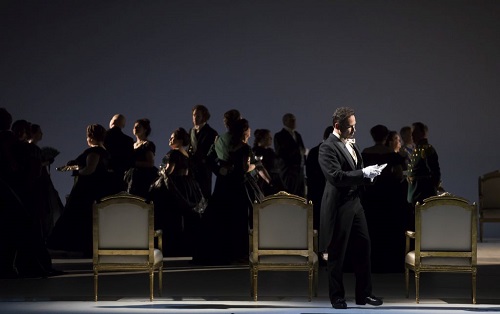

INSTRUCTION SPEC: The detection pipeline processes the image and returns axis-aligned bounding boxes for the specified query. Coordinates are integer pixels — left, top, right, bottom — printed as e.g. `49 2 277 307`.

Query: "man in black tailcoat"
318 107 384 309
104 114 134 192
274 113 306 197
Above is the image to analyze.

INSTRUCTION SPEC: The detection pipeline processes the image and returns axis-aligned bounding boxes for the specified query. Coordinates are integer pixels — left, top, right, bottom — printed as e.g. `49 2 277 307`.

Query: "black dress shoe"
332 298 347 309
356 295 383 306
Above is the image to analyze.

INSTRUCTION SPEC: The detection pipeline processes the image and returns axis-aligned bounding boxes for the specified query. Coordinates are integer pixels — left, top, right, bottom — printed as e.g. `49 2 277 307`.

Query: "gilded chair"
478 170 500 242
249 191 318 301
404 195 477 304
92 192 163 301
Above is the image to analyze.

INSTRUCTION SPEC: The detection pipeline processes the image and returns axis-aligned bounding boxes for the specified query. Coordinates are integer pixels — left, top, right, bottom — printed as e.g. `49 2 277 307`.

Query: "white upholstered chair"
92 192 163 301
478 170 500 242
404 194 477 304
249 191 318 301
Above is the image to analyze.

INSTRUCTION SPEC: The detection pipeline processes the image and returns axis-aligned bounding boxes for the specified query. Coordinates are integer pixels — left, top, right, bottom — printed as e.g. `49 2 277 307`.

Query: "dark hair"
230 118 249 145
253 128 270 148
11 119 31 139
192 104 210 121
0 108 12 131
370 124 389 143
135 118 152 137
224 109 241 130
412 122 428 134
332 107 355 128
385 131 399 147
87 124 106 142
323 126 334 140
30 124 41 135
173 127 189 146
27 123 41 141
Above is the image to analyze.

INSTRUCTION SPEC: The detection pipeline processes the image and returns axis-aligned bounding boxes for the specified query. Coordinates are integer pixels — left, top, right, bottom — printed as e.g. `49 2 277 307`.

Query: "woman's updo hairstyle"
230 118 249 145
173 127 189 147
136 118 152 137
87 124 106 142
253 128 270 148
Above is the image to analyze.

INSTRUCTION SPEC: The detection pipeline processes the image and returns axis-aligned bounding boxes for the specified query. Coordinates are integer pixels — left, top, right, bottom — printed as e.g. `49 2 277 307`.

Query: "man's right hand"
362 165 382 179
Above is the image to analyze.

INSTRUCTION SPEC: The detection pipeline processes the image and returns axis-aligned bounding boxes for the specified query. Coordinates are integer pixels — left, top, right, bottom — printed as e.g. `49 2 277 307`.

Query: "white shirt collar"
333 131 355 144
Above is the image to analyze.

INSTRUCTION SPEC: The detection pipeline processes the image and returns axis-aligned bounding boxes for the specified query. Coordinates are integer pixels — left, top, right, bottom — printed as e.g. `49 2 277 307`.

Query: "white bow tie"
342 138 355 144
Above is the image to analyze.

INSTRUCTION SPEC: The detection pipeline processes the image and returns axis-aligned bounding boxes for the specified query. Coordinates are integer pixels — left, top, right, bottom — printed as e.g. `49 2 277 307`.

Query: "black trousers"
327 197 372 302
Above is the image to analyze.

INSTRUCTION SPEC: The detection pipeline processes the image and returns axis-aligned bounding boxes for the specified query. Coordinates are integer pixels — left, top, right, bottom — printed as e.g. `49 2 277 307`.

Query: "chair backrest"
479 170 500 210
415 195 477 258
252 191 313 259
93 192 154 260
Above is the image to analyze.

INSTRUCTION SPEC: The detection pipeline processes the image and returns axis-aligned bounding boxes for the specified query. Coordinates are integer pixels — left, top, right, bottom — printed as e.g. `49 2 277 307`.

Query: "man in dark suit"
318 107 384 309
188 104 218 199
274 113 306 197
104 114 134 192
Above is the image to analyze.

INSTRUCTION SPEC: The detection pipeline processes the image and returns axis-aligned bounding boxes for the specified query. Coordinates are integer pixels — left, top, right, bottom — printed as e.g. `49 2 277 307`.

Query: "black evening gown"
361 151 408 273
252 146 283 196
150 150 203 257
196 142 259 264
126 141 158 199
0 136 56 277
47 146 113 257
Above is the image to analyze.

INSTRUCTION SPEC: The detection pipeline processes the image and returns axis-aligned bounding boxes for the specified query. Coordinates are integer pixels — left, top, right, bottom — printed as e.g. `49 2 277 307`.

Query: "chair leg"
252 267 258 301
308 268 313 302
158 265 163 297
415 271 420 304
472 269 477 304
249 266 253 298
149 270 154 301
313 263 319 297
93 270 98 302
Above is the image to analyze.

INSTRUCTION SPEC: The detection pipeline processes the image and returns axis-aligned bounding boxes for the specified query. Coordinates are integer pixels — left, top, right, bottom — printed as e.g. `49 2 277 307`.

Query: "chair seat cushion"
405 251 472 267
249 253 318 265
98 248 163 264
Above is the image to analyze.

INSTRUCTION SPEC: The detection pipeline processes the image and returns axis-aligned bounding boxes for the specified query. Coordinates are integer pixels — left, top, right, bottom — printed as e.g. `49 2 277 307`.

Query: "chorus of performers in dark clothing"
1 105 438 275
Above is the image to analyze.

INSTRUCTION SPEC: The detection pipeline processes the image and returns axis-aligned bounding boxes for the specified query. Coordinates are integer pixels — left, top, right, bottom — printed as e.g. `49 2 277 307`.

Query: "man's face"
412 127 424 143
284 115 296 130
338 115 356 139
192 109 205 126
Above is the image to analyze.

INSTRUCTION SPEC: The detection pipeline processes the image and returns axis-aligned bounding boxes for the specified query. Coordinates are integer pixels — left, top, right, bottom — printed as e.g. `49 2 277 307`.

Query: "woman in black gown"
151 127 203 257
197 119 260 264
252 129 283 196
125 118 158 199
48 124 114 257
28 124 64 241
1 113 59 277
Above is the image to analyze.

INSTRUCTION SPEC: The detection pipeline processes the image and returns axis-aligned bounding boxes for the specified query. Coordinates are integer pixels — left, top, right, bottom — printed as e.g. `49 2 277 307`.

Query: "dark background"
2 1 499 236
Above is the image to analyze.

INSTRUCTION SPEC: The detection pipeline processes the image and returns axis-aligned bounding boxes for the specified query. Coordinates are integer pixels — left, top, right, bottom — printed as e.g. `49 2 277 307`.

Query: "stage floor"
1 240 499 314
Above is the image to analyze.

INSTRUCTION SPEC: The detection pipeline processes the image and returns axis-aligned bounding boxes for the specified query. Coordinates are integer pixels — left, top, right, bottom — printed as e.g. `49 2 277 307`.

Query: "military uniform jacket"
407 138 440 204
